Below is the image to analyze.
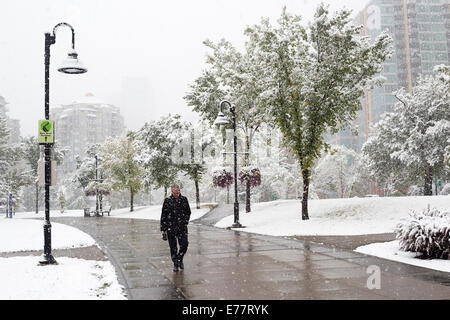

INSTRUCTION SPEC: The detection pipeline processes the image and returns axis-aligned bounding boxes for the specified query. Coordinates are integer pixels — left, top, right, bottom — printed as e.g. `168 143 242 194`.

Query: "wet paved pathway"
53 216 450 300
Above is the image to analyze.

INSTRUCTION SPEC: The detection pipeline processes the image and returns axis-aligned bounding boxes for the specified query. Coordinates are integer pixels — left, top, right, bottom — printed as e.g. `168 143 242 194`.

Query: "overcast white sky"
0 0 369 137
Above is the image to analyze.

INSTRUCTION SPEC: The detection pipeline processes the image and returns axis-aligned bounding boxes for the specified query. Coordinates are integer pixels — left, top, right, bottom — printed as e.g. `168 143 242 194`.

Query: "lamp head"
58 49 87 74
214 111 229 128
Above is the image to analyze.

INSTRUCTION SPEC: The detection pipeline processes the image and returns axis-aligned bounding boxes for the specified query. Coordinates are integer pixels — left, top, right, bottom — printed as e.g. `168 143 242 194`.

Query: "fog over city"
0 0 369 137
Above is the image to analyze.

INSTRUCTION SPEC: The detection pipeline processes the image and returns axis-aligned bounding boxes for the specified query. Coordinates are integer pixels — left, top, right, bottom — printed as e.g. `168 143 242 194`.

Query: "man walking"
161 184 191 272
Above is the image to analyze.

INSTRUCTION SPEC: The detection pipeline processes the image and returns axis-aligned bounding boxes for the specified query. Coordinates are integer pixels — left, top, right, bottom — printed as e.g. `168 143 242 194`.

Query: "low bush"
395 206 450 260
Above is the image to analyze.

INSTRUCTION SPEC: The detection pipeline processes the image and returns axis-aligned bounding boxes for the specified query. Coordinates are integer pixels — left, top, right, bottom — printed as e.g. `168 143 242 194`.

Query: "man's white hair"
171 184 180 190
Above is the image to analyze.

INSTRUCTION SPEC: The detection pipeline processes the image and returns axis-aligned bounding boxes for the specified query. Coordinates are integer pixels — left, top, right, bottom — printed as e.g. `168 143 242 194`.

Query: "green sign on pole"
38 120 54 144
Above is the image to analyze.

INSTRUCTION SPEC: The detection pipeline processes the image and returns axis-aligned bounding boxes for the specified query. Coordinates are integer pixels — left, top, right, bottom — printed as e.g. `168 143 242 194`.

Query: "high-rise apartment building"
51 93 125 175
330 0 449 150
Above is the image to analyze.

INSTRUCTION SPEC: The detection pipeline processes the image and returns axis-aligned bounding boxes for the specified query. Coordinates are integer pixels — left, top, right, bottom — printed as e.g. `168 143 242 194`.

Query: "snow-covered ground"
0 257 126 300
0 219 95 252
0 218 126 299
106 204 213 221
0 203 213 299
355 240 450 273
215 196 449 273
14 204 213 222
215 196 449 236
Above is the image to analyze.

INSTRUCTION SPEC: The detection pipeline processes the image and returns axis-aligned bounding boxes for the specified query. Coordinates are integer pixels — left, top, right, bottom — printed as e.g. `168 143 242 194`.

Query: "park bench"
84 206 112 217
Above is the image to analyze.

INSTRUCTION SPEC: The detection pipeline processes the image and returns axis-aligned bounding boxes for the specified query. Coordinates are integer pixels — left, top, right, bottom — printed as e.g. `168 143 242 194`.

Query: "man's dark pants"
167 229 189 264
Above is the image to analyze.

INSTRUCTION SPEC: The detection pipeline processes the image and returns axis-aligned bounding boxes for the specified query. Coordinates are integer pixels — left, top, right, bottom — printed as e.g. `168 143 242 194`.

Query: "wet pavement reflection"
53 217 450 300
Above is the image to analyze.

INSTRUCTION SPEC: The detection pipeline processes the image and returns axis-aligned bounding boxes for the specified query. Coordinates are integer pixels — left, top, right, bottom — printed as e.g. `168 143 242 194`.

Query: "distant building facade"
0 95 21 144
330 0 450 150
51 93 125 175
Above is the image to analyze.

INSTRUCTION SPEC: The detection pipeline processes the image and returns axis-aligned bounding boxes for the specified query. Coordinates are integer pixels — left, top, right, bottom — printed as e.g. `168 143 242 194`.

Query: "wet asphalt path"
52 216 450 300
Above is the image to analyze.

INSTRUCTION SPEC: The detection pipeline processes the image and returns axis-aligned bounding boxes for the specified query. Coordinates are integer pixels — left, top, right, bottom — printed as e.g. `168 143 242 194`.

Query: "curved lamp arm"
219 100 232 113
52 22 76 49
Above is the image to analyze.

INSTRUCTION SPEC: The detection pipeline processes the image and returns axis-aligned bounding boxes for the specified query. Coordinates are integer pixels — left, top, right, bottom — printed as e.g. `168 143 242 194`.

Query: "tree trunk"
301 169 310 220
245 134 251 213
246 182 251 212
130 188 134 212
424 164 433 196
226 184 230 204
35 182 39 214
195 179 200 209
339 162 344 198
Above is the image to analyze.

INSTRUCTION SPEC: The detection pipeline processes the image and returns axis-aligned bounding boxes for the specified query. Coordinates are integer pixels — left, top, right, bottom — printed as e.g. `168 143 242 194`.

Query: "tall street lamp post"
40 23 87 265
214 100 243 228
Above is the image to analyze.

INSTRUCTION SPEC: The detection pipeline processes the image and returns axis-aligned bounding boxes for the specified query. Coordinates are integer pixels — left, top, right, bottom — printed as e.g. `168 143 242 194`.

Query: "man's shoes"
177 256 184 270
173 262 179 272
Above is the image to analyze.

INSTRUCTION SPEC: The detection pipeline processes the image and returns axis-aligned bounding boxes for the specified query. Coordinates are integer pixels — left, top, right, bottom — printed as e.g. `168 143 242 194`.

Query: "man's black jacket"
160 194 191 234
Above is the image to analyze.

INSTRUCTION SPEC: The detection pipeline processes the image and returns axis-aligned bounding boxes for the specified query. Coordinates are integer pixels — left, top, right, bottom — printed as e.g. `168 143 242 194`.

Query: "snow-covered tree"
71 144 100 191
135 114 189 201
0 115 34 206
311 145 369 198
245 5 393 219
100 134 143 212
178 121 216 209
185 38 269 213
20 137 68 212
58 190 66 213
362 65 450 196
66 143 110 210
248 124 302 201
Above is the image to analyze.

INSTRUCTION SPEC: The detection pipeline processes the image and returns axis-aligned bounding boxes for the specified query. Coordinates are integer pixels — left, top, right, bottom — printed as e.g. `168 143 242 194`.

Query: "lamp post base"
231 222 244 228
39 254 57 265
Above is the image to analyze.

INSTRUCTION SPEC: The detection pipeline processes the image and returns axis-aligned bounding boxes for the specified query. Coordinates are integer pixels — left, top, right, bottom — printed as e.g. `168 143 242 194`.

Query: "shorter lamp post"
95 155 99 215
94 155 104 216
214 100 243 228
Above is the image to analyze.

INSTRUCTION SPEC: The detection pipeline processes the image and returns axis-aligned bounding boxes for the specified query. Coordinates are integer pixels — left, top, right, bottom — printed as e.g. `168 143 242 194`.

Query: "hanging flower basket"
98 189 110 196
212 168 234 189
239 166 261 187
85 189 110 197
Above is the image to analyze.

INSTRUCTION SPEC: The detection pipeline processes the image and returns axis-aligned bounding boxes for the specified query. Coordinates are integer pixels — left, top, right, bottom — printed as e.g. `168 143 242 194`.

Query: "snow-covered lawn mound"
15 204 214 222
0 256 126 300
0 216 127 299
0 219 95 252
108 204 212 221
15 209 85 219
215 196 449 236
355 240 450 273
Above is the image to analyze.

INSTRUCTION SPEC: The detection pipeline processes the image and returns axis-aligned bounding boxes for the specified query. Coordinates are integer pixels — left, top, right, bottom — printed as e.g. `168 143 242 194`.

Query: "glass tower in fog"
330 0 449 150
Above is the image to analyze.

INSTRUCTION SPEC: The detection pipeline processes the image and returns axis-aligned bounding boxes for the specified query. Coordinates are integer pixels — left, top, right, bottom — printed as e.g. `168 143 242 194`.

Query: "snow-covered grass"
0 256 126 300
0 216 127 299
0 219 95 252
107 204 213 221
355 240 450 273
15 203 214 222
215 196 450 236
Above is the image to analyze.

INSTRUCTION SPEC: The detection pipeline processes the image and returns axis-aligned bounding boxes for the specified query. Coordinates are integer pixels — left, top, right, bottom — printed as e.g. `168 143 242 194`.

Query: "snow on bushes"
395 206 450 260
